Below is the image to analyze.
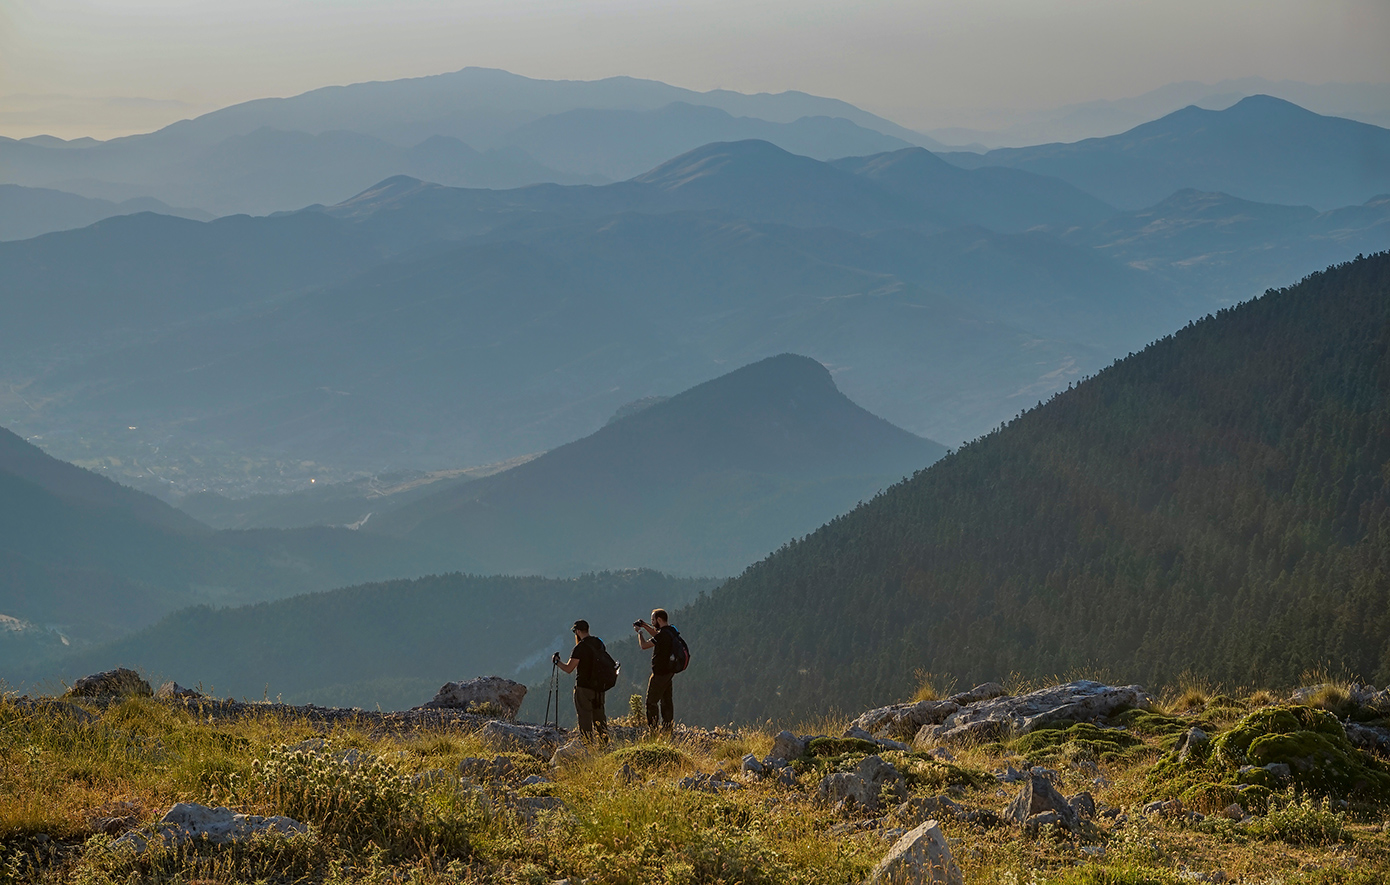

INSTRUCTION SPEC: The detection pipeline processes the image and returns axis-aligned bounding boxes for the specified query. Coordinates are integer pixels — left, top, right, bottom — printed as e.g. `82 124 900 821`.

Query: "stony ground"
2 676 1389 884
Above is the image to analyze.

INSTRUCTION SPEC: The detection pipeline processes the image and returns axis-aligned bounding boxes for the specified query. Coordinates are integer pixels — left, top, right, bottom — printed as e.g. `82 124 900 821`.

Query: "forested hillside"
40 570 717 711
678 252 1390 725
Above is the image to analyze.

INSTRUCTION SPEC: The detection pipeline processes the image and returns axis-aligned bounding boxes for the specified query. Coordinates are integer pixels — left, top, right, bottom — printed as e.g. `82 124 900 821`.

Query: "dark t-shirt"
651 626 676 674
569 636 606 690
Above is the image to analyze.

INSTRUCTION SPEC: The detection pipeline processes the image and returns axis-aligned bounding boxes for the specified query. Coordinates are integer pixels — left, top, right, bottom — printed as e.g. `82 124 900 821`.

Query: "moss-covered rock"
1150 705 1390 804
807 737 879 757
1109 709 1205 738
1012 721 1142 763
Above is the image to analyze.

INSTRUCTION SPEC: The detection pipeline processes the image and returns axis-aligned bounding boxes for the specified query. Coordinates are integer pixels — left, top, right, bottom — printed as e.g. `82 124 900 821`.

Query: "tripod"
543 660 561 729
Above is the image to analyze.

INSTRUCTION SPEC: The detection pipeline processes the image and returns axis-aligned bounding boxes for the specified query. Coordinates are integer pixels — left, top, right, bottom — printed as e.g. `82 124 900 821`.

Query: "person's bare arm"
554 652 579 674
635 621 655 650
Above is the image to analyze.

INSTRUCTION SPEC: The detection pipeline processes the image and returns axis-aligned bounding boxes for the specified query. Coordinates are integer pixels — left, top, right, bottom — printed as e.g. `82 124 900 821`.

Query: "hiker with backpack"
552 619 617 745
635 608 688 732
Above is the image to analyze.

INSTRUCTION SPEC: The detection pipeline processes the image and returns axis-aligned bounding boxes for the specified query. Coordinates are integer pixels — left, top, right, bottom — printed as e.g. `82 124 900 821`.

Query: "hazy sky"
2 0 1388 137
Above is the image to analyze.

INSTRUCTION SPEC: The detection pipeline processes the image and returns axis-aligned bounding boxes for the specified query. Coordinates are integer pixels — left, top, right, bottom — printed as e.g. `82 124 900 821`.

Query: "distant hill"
675 252 1390 725
0 184 211 241
36 570 719 711
941 96 1390 210
366 355 945 576
506 102 915 180
0 427 457 661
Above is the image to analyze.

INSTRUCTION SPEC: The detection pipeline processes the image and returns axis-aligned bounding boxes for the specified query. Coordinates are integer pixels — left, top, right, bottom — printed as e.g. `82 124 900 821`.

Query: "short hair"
572 620 589 633
650 609 669 624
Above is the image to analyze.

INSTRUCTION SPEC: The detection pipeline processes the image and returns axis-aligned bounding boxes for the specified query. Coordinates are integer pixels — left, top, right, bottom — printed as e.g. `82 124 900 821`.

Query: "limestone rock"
417 676 527 719
67 668 151 699
17 697 95 724
928 681 1152 745
1068 791 1096 820
550 740 588 768
478 720 562 758
679 771 742 793
851 699 960 740
508 795 568 825
770 730 809 761
947 683 1008 706
818 755 906 813
866 820 964 885
1005 773 1078 831
1176 726 1210 763
1344 722 1390 753
113 803 305 853
741 753 765 776
155 682 203 700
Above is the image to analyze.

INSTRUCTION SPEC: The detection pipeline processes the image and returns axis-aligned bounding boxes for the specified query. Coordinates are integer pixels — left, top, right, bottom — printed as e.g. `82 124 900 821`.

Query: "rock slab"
928 681 1152 744
867 820 964 885
67 668 152 699
819 755 906 812
113 803 305 852
417 676 527 719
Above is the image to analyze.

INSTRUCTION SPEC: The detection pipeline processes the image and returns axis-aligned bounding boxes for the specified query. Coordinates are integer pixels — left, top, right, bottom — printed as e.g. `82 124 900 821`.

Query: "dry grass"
1 690 1388 884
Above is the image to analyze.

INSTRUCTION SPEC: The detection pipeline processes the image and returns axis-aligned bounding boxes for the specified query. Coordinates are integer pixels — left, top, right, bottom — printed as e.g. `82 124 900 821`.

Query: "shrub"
1246 794 1347 845
610 743 689 773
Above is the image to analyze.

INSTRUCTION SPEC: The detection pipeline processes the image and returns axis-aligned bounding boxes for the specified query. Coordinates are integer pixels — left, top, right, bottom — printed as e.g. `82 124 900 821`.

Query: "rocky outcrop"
478 720 563 758
1005 772 1079 832
925 681 1152 745
819 755 906 813
850 699 960 740
113 803 305 853
66 668 151 699
155 682 202 700
866 820 964 885
16 697 95 723
417 676 527 719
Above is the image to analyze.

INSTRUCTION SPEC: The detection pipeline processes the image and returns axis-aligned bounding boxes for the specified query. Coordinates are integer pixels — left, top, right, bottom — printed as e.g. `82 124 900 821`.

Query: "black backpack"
590 638 620 692
668 627 691 674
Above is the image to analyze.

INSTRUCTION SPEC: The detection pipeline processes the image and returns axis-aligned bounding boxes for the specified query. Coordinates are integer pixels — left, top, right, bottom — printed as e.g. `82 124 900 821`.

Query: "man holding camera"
552 620 609 744
635 608 676 732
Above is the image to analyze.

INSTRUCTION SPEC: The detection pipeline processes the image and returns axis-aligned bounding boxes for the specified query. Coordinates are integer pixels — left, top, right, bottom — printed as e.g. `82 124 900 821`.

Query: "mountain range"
941 95 1390 210
3 127 1387 501
0 68 936 216
673 251 1390 724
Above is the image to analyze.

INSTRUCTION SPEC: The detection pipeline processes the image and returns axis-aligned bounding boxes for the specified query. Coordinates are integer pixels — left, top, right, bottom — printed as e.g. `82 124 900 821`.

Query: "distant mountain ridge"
0 184 211 241
0 68 944 215
674 252 1390 724
941 95 1390 210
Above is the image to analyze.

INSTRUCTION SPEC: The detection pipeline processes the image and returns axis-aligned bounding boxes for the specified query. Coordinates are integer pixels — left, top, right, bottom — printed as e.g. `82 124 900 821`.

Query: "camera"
633 620 643 628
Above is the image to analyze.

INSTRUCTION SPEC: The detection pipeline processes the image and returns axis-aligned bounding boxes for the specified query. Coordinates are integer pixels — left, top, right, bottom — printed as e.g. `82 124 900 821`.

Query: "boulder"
927 681 1152 745
155 682 202 701
679 771 742 793
770 730 809 761
1176 726 1210 763
1344 721 1390 753
947 682 1008 706
16 698 95 724
818 755 906 813
850 700 960 740
549 740 588 768
1068 791 1096 820
417 676 527 719
66 668 151 699
478 720 562 758
1005 773 1078 831
741 754 765 776
866 820 964 885
508 795 568 825
113 803 305 853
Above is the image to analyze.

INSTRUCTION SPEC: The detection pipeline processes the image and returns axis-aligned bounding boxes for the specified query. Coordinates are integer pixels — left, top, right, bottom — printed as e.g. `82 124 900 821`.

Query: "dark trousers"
646 672 674 729
574 686 608 743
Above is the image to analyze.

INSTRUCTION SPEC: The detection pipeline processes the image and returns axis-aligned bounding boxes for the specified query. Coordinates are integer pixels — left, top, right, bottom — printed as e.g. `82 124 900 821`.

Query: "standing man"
553 620 609 745
636 608 676 732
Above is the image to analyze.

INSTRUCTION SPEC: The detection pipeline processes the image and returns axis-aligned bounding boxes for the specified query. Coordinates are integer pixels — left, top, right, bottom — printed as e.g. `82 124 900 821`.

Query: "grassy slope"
1 685 1387 884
